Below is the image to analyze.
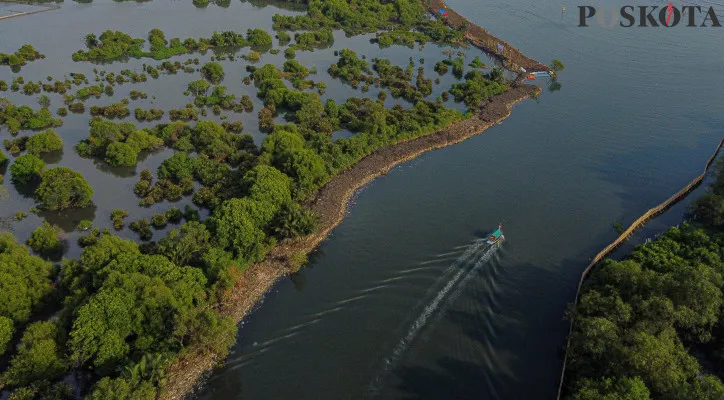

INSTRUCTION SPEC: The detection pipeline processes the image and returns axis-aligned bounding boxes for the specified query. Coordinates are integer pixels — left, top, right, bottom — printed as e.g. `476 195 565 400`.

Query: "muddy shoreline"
160 3 549 398
160 83 540 400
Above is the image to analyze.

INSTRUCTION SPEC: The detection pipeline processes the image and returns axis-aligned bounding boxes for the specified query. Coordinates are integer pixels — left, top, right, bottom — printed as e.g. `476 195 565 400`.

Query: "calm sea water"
1 0 723 399
195 0 724 399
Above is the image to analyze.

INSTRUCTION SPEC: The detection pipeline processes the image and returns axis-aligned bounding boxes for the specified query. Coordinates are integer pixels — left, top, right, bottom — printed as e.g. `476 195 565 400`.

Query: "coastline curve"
160 84 541 400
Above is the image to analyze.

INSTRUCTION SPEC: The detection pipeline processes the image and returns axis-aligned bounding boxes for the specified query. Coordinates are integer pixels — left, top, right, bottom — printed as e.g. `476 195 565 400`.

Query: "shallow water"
194 1 724 399
1 0 723 399
0 0 477 258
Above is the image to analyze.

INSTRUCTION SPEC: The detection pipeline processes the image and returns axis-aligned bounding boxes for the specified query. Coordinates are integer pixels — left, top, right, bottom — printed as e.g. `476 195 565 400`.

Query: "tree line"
563 159 724 399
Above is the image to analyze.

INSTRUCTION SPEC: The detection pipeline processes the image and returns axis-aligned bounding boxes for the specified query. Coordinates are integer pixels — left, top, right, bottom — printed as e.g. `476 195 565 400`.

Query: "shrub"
26 222 62 254
10 154 45 184
129 218 152 240
104 142 138 167
25 129 63 155
110 209 129 230
77 220 92 231
201 62 224 84
151 214 168 229
0 316 12 356
35 167 94 210
165 207 183 224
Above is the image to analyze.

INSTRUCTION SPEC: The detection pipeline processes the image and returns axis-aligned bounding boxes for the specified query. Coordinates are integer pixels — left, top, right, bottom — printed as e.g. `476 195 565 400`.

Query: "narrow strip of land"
426 0 550 72
160 2 548 397
161 84 541 400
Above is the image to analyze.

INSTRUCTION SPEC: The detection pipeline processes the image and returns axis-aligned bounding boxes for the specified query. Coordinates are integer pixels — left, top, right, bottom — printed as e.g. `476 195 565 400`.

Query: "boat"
530 71 552 76
486 223 504 245
526 74 537 80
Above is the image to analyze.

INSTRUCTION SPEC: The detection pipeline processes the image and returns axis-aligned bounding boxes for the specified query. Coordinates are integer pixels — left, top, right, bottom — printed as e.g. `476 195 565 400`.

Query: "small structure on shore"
437 8 448 17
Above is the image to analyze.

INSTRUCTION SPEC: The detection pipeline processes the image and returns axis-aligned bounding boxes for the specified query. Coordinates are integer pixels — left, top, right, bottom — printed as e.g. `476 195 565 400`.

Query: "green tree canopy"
2 321 68 387
35 167 94 210
201 62 224 84
9 154 45 185
26 221 62 255
0 233 54 324
210 198 275 261
25 129 63 155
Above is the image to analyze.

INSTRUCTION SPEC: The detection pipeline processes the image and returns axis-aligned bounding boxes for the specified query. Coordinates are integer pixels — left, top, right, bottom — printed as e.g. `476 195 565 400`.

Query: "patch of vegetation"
9 154 45 185
0 98 63 134
89 100 131 119
327 49 372 88
134 108 164 122
26 221 63 255
73 28 277 63
25 129 63 156
0 44 45 69
76 118 163 167
35 167 94 210
271 0 463 44
201 62 225 84
111 209 129 230
449 69 507 109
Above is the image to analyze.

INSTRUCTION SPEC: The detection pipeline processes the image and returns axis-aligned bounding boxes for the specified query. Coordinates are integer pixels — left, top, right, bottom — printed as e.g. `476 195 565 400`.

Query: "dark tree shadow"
38 203 97 233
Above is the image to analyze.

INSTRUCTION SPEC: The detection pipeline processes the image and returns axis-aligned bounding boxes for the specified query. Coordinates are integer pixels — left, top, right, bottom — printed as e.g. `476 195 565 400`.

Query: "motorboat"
486 223 504 244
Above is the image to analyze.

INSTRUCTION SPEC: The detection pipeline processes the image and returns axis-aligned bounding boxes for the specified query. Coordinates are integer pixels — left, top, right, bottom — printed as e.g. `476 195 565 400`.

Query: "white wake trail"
367 241 502 395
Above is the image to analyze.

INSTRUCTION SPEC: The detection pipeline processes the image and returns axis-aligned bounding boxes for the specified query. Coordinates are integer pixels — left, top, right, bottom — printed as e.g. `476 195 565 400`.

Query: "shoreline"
161 3 550 398
556 137 724 399
161 84 540 400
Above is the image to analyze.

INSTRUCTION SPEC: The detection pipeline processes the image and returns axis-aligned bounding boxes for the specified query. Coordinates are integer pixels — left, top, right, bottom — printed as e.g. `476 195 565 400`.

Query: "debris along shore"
161 83 540 400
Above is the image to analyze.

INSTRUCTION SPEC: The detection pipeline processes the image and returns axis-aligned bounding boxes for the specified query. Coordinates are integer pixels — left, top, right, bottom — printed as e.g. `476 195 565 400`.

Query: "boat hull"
486 234 505 245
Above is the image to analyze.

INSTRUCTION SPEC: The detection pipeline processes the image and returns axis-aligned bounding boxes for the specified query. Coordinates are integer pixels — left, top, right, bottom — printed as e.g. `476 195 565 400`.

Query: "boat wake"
366 239 503 396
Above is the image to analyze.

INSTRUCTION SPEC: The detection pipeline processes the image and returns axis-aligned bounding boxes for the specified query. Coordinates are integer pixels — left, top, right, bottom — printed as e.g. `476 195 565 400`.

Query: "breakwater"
0 2 59 20
426 0 550 73
555 137 724 399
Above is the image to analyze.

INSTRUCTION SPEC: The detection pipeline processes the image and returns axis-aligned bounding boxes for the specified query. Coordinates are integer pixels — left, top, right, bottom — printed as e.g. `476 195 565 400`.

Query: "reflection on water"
39 149 64 164
38 204 97 233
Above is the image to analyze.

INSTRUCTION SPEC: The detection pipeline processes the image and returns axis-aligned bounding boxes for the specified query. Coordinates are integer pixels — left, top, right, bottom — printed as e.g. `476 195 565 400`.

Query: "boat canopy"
491 228 502 239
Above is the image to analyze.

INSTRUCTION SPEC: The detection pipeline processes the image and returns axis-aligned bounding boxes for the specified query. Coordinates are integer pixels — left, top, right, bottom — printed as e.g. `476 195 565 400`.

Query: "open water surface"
1 0 723 399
